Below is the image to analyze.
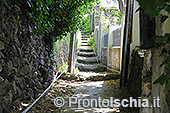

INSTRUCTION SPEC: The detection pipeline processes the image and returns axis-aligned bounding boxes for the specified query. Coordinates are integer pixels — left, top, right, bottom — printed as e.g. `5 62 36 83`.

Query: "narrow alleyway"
60 33 123 112
8 30 132 113
2 0 170 113
11 34 129 113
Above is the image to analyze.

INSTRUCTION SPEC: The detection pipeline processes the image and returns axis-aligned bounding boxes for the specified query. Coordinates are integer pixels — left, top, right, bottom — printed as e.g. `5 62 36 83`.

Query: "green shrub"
88 36 97 53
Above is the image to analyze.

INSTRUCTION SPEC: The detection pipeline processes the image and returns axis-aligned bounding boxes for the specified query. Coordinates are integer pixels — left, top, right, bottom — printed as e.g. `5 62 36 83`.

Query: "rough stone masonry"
0 1 53 112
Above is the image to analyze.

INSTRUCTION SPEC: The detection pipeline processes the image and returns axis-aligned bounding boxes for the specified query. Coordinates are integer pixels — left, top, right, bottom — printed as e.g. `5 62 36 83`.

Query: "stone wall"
108 47 121 70
101 47 121 70
53 39 69 72
101 48 107 65
126 3 170 112
0 2 53 112
140 50 152 113
139 45 170 113
127 45 170 113
151 44 170 113
128 49 144 97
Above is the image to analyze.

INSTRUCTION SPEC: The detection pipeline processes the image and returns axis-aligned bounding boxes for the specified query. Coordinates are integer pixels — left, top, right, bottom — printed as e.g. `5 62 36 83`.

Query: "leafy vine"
154 33 170 92
137 0 170 91
4 0 96 54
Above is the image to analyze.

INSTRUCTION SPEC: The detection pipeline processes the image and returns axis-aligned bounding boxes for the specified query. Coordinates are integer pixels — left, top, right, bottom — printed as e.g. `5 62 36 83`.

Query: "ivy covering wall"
4 0 97 54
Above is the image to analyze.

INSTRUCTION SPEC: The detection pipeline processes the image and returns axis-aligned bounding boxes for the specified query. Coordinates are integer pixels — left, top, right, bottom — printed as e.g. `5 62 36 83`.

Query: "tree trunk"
117 0 127 15
117 0 124 15
68 33 74 73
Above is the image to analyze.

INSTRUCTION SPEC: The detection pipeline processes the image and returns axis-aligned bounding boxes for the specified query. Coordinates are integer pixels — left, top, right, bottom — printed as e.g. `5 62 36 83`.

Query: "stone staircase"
76 34 105 72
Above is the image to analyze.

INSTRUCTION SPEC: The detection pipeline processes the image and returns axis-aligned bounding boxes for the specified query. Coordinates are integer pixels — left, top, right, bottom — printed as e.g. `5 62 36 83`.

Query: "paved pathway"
61 79 120 113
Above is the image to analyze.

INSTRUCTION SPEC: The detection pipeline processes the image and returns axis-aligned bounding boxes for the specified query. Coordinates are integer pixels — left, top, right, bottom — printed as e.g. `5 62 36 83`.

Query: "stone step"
82 37 90 39
76 63 105 72
81 40 88 43
78 46 93 52
81 38 89 41
77 72 120 81
82 36 90 38
81 43 90 46
81 34 90 38
78 52 96 57
77 56 97 64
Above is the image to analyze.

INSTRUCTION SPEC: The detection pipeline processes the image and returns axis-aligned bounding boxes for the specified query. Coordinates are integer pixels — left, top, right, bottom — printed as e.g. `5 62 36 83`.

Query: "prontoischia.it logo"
54 97 160 108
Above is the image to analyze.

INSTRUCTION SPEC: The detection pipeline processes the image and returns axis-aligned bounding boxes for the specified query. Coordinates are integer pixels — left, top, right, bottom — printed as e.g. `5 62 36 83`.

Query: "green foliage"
137 0 170 18
153 73 170 85
137 0 170 92
80 14 92 33
57 61 68 72
54 33 70 71
55 33 70 55
65 74 71 78
165 82 170 92
26 0 95 35
63 33 70 49
100 4 125 25
75 67 80 73
154 33 170 49
154 33 170 92
101 6 123 25
55 41 60 56
101 21 109 33
5 0 97 54
161 15 169 23
76 30 82 48
88 36 97 53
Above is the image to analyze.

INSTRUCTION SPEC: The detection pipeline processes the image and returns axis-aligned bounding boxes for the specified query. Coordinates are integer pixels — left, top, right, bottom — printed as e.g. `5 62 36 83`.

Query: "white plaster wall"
130 0 140 58
120 21 124 70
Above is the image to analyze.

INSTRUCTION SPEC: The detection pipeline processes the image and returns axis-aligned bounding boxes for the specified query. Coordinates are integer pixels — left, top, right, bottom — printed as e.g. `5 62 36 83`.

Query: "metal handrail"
22 71 65 113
